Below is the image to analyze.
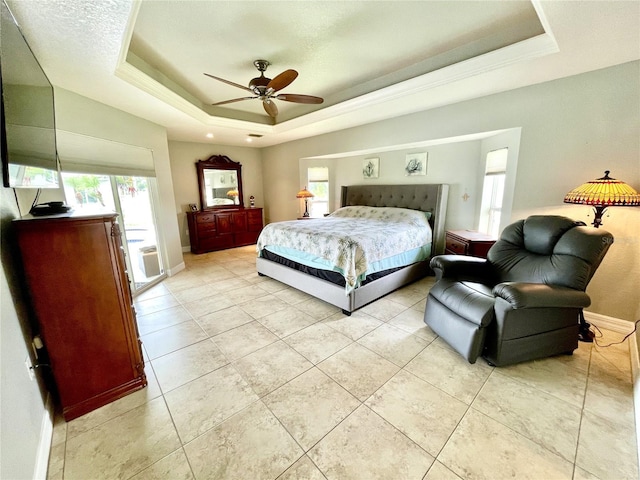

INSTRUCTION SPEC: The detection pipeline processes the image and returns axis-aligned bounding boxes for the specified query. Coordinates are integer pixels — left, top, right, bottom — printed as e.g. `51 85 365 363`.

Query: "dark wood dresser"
445 230 497 259
14 212 146 421
186 207 263 253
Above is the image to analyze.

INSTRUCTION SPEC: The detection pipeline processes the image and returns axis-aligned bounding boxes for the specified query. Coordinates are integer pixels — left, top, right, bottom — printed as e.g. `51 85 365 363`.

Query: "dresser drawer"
196 213 216 224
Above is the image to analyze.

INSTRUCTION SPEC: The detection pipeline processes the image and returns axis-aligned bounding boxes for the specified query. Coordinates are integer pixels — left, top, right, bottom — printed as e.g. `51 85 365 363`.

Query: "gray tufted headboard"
340 184 449 255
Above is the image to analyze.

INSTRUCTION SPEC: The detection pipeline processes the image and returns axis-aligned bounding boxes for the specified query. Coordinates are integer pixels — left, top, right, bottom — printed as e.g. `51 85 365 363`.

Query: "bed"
256 184 449 314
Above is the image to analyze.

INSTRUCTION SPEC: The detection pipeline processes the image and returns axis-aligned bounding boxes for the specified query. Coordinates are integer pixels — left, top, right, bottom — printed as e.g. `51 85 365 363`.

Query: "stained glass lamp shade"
564 171 640 228
296 187 314 217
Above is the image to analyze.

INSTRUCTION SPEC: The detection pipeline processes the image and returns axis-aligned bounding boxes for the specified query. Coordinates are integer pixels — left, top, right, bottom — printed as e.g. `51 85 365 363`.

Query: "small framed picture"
189 203 198 212
363 157 379 179
405 152 427 176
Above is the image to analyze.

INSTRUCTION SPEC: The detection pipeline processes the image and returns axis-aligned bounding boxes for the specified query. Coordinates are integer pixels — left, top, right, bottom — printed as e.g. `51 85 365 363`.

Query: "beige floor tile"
182 294 236 318
171 283 220 304
195 305 255 336
238 294 290 319
129 448 194 480
164 364 259 443
272 286 314 305
134 283 172 302
318 342 399 401
263 368 360 451
135 293 180 316
308 405 434 480
284 323 353 364
257 306 319 338
439 409 574 480
360 297 409 321
472 371 581 462
296 297 340 320
233 340 313 396
141 320 208 360
584 354 635 425
405 343 492 404
278 455 326 480
50 412 67 447
366 370 468 456
225 284 270 305
66 366 162 439
573 465 601 480
322 310 383 341
184 401 303 480
46 442 65 480
151 339 228 393
499 355 589 407
255 277 290 293
358 323 430 366
212 321 279 360
163 270 207 293
64 396 181 480
576 410 639 480
424 461 463 480
136 305 193 336
385 284 429 307
387 307 437 341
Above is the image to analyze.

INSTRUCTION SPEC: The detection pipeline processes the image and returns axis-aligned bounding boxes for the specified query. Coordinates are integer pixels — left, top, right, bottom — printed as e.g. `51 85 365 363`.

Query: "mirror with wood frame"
196 155 244 210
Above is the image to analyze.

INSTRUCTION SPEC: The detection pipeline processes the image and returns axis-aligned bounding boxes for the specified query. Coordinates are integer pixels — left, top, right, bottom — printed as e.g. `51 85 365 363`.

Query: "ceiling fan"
204 60 324 118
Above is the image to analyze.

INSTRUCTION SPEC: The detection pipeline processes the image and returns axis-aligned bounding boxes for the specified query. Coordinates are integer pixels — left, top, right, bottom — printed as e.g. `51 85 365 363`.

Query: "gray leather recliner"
423 215 613 366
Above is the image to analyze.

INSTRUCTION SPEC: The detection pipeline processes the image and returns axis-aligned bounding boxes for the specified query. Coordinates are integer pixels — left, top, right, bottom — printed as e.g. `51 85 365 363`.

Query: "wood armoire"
14 211 146 420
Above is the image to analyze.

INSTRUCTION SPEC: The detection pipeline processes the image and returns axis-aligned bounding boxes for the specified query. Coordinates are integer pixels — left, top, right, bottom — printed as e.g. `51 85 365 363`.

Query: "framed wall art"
363 157 379 179
405 153 427 176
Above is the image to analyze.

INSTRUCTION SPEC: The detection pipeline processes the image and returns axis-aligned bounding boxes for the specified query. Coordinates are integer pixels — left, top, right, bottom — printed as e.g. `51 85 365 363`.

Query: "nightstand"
445 230 497 258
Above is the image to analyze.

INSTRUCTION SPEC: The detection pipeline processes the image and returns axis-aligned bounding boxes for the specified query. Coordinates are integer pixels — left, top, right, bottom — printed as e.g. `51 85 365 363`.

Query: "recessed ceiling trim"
115 61 273 134
116 28 557 144
270 32 558 135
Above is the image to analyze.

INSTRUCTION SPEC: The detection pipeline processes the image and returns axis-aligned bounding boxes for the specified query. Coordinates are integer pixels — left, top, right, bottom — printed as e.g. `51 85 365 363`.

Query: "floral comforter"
257 206 432 292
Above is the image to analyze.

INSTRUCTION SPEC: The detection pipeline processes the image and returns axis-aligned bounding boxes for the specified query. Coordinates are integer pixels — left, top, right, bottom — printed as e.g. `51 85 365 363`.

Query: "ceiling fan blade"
263 99 278 117
267 69 298 92
212 97 256 106
204 73 254 93
276 94 324 104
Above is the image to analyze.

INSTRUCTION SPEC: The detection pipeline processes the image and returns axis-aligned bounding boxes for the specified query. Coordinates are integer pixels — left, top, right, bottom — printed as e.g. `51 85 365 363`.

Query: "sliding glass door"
62 172 165 295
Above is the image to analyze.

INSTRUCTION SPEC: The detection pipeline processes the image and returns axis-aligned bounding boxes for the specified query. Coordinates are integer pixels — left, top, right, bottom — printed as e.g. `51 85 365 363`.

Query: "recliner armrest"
493 282 591 309
430 255 491 281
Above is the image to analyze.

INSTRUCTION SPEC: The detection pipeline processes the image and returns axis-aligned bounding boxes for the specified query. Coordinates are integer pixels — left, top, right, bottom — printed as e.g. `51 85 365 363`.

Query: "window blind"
57 130 156 177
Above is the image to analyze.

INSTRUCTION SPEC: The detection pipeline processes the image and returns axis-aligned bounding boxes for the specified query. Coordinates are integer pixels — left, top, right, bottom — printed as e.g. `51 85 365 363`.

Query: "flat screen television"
1 0 59 188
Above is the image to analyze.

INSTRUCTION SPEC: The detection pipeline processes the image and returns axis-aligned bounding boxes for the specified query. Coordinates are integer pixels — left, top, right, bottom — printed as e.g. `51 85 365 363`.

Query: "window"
478 148 508 238
307 167 329 217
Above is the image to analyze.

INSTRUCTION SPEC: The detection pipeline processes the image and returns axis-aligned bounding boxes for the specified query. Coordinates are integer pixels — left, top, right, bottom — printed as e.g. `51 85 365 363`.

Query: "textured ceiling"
4 0 640 147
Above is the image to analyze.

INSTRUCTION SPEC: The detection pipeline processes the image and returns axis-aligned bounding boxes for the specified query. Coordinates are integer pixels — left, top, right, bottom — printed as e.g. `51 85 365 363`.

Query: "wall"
0 188 49 480
168 141 264 249
299 141 486 229
262 61 640 322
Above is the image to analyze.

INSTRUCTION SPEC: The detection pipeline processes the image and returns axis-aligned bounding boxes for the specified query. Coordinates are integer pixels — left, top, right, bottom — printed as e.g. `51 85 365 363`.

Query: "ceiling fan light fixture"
205 59 324 118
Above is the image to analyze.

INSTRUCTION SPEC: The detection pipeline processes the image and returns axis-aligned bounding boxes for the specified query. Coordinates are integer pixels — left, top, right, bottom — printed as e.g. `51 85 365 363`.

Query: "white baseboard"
584 311 635 334
34 393 53 480
181 246 191 253
166 261 186 276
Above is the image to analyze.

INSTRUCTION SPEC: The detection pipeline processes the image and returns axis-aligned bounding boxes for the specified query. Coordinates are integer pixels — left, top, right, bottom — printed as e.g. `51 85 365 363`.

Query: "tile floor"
47 245 638 480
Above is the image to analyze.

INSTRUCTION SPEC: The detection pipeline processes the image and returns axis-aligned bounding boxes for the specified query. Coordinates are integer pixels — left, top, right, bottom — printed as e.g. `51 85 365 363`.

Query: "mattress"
257 205 433 293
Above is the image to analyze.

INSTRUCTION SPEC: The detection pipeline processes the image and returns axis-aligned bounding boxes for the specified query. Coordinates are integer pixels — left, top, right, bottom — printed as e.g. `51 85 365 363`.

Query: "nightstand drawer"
446 236 468 255
445 230 496 258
